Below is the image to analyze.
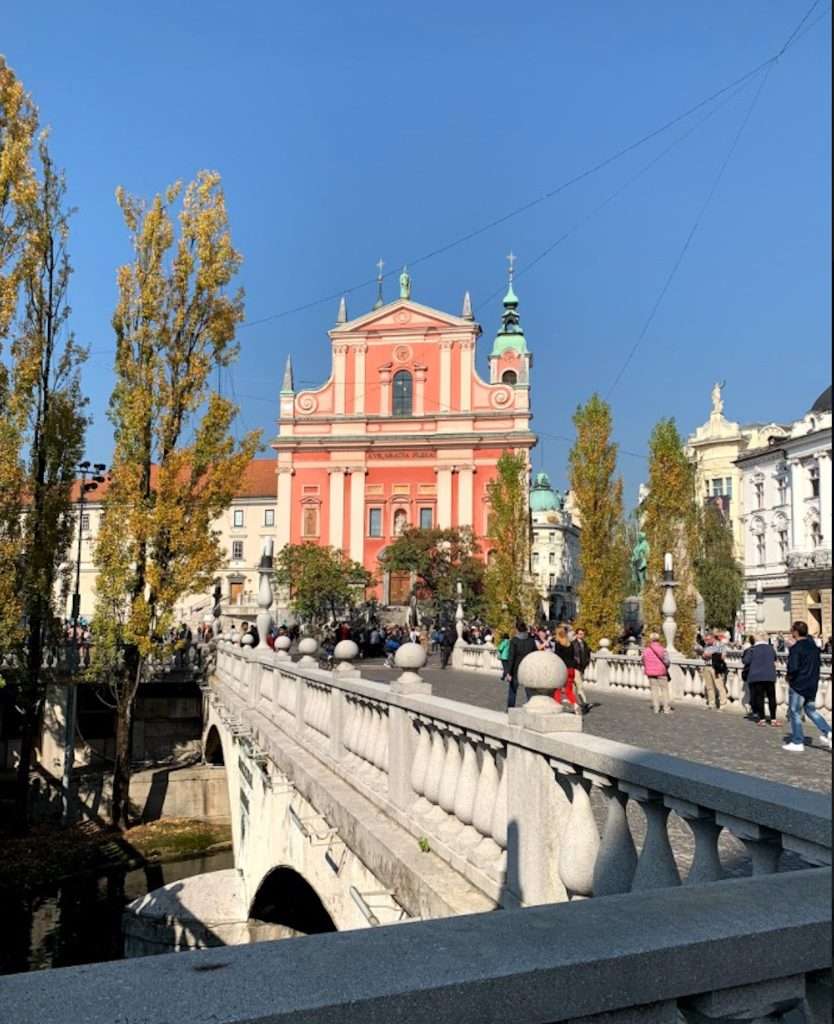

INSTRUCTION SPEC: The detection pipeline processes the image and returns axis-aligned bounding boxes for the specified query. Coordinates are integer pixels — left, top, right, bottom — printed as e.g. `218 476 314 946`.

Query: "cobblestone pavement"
360 656 832 795
359 657 831 879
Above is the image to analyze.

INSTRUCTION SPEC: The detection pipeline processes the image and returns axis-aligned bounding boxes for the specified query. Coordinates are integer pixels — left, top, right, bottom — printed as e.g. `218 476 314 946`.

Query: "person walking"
782 620 833 753
496 632 511 682
506 620 537 709
742 631 780 727
702 633 729 710
553 626 580 713
642 632 673 714
439 625 454 669
572 627 592 713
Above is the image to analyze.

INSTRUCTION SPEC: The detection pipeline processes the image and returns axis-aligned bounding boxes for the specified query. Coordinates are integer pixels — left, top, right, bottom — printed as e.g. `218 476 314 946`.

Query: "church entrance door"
389 571 411 606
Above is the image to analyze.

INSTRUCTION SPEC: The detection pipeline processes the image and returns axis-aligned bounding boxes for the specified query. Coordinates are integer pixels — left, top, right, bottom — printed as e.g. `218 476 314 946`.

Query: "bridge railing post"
329 687 346 761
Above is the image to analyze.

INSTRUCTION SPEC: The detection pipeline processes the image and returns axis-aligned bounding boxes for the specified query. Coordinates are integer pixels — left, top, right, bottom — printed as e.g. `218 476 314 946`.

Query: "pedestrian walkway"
360 657 832 795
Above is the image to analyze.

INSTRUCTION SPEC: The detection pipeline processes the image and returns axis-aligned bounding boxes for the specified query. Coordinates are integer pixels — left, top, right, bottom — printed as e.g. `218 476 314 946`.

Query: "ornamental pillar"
437 466 453 528
789 459 804 549
459 339 474 411
457 465 475 528
349 467 366 564
439 340 453 413
414 363 427 416
353 343 367 415
379 362 393 417
328 467 346 551
818 453 831 549
276 464 294 551
333 344 348 415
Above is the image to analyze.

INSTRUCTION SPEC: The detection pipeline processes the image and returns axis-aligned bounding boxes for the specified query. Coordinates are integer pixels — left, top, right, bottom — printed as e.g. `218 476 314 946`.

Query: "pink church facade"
273 270 536 604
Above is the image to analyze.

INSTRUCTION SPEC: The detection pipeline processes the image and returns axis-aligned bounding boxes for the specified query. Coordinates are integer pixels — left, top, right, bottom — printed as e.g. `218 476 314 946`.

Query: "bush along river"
0 819 233 975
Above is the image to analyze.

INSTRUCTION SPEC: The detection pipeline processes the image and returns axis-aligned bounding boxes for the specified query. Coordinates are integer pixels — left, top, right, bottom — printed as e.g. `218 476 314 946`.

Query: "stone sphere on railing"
518 650 567 710
298 636 318 658
274 635 291 653
395 642 427 672
598 638 611 652
334 639 358 663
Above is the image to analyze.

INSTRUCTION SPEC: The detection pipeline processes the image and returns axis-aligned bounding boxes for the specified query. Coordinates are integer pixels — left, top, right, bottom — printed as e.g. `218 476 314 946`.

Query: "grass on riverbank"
0 817 231 894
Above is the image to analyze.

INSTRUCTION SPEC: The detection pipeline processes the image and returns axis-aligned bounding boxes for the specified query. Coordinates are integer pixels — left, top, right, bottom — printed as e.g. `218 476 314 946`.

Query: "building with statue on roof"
529 472 581 623
735 385 831 639
273 262 537 607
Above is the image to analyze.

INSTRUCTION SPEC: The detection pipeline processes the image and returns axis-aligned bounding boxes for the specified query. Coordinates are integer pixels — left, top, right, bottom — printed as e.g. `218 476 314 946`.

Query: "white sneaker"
782 741 805 752
818 733 833 751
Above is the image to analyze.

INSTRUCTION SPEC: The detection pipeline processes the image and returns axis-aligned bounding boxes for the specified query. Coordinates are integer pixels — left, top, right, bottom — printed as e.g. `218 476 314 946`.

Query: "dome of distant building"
530 472 560 512
809 385 832 415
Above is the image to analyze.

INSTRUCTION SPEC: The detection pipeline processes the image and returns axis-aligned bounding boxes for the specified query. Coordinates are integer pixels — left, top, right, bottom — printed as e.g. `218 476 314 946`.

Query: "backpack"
711 651 728 676
385 637 400 653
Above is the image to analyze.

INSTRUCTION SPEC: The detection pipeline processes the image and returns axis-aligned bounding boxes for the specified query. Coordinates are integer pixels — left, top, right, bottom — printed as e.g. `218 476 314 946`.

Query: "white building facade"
529 473 581 623
736 386 832 639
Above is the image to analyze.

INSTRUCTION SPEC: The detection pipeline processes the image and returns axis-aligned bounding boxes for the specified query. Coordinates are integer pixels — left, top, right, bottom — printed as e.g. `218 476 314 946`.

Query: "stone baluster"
328 685 346 762
551 760 600 899
664 799 724 885
409 717 433 815
490 750 508 853
437 728 465 842
621 783 681 890
586 773 637 897
716 814 782 875
420 723 449 826
360 701 376 768
371 704 388 773
347 697 364 765
469 740 505 870
448 731 481 850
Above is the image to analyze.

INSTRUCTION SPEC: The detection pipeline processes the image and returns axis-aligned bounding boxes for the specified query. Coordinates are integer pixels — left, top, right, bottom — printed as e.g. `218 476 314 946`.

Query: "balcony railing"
787 548 832 571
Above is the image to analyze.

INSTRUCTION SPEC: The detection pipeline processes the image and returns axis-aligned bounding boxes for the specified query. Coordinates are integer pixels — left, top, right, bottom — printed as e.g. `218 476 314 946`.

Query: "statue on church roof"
711 380 725 416
399 266 411 300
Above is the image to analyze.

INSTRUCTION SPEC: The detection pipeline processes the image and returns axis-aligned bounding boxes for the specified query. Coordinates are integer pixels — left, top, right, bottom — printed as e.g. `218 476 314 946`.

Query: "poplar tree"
483 450 539 636
569 395 628 646
695 502 744 632
641 418 699 653
2 61 88 829
93 172 260 828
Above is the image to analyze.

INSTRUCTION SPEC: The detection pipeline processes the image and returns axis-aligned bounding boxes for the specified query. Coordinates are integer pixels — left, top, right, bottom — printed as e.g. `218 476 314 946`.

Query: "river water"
0 849 235 976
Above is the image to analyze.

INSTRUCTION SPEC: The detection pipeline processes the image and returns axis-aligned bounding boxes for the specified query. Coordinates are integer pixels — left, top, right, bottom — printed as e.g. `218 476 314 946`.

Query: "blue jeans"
507 678 519 709
788 690 832 745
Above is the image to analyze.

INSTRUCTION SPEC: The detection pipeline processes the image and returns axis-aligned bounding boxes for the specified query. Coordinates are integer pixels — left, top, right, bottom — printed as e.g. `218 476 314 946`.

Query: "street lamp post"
62 460 106 824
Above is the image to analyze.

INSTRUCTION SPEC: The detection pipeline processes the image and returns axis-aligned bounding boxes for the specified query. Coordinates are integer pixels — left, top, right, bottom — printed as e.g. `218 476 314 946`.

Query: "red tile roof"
70 460 276 503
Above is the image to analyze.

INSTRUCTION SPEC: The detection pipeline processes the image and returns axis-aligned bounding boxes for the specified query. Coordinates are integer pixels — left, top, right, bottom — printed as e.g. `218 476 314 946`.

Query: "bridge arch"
204 723 225 766
249 866 337 935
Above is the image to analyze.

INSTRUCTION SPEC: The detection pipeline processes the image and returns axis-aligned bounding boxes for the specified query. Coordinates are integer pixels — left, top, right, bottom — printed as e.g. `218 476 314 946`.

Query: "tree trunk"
110 693 133 829
13 699 38 834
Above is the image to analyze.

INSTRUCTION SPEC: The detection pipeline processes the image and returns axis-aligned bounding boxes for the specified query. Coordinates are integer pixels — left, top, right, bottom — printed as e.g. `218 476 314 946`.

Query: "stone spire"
462 290 473 320
280 354 294 394
337 295 347 324
490 255 527 357
373 258 385 310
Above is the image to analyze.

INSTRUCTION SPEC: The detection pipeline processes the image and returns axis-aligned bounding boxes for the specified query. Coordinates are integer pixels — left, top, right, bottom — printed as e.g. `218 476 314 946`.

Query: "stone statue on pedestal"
711 380 725 416
631 531 649 592
399 266 411 300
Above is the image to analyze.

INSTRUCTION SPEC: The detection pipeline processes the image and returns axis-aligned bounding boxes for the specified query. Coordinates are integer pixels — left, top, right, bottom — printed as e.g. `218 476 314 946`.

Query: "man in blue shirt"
782 620 833 753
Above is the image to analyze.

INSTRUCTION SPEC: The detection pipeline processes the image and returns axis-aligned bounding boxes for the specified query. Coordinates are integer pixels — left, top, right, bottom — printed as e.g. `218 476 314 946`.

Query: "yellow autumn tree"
569 395 628 647
640 418 699 654
93 172 260 827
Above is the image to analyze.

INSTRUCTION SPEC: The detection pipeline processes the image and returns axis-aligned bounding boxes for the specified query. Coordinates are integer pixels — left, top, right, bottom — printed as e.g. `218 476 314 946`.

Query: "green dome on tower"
490 269 528 358
530 472 560 512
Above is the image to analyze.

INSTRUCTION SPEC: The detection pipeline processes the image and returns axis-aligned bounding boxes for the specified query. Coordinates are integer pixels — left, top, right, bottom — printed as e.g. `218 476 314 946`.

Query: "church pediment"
330 299 474 337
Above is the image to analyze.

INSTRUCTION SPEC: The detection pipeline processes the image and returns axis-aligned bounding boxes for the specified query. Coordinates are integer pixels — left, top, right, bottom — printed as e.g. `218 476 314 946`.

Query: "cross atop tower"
373 257 385 309
506 250 516 283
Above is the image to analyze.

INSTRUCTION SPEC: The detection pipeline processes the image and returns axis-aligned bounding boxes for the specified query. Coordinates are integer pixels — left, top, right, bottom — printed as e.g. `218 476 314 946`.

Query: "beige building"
63 460 278 631
686 382 788 561
529 473 581 623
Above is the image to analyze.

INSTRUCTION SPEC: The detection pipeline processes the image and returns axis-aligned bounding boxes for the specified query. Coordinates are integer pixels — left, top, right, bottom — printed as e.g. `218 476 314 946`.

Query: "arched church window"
393 370 413 417
501 369 517 385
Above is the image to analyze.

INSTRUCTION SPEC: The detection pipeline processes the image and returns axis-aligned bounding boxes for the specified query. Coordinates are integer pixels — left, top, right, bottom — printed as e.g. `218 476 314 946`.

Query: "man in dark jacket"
742 631 779 726
782 620 832 752
572 627 592 713
506 620 537 709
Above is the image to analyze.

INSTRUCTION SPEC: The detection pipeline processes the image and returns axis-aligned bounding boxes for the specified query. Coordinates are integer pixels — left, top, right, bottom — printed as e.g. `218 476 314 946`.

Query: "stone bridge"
6 638 832 1023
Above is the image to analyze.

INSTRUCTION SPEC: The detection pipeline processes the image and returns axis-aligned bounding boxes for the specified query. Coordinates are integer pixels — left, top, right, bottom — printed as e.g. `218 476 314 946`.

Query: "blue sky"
3 1 830 503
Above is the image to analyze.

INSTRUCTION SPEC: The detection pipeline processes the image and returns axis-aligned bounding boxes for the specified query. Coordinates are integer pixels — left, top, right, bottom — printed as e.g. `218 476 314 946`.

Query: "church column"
457 465 474 528
277 465 294 551
353 343 367 415
439 340 453 413
349 467 366 564
329 468 346 551
414 364 427 416
437 467 453 528
459 340 473 412
379 365 392 417
333 345 348 415
818 453 831 549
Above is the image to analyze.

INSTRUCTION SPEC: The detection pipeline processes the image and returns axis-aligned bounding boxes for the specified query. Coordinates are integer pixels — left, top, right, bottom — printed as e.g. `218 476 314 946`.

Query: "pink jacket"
643 641 669 678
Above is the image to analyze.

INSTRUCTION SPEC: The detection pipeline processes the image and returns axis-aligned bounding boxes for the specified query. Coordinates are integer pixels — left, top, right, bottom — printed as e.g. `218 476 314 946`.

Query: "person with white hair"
742 631 779 727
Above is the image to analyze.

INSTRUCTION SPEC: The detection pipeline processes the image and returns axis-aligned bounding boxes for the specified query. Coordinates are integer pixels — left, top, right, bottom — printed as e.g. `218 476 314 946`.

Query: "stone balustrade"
452 641 833 722
212 642 831 910
8 866 831 1024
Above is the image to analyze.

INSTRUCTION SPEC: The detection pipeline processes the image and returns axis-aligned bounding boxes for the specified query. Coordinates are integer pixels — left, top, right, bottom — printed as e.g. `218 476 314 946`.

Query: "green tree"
641 418 699 654
379 526 484 622
275 543 374 629
569 395 628 646
695 503 744 631
93 171 260 828
483 450 539 636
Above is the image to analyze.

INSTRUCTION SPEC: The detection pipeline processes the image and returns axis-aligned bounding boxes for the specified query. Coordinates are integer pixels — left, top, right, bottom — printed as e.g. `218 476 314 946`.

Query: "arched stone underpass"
204 724 225 766
249 866 336 936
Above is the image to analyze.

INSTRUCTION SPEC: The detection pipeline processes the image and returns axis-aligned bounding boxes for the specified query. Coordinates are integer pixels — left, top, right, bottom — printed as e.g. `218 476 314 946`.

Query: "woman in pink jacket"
642 632 673 714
